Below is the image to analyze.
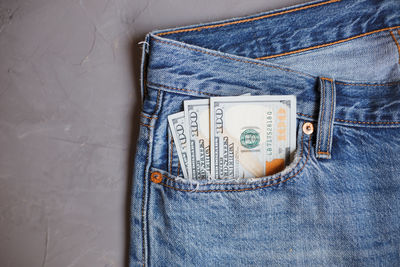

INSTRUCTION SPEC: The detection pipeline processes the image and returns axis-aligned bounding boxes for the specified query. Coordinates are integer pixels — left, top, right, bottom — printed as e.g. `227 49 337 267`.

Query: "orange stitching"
335 81 400 86
151 38 314 78
297 112 314 118
321 77 333 82
317 79 326 153
390 30 400 64
161 130 306 186
177 161 180 176
157 136 311 192
317 151 330 155
398 29 400 45
140 113 158 120
140 122 153 128
326 79 334 153
335 119 400 125
156 0 341 36
257 26 400 60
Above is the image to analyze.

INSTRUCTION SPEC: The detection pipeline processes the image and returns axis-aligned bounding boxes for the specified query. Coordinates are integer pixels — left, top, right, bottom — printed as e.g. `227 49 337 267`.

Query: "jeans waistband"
143 0 400 128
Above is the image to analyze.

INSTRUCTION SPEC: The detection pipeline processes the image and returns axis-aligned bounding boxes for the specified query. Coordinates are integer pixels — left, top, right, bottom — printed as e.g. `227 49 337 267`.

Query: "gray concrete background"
0 0 309 266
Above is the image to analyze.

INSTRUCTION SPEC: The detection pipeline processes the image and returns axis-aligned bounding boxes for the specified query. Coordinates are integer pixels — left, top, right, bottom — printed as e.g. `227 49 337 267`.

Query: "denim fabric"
130 0 400 266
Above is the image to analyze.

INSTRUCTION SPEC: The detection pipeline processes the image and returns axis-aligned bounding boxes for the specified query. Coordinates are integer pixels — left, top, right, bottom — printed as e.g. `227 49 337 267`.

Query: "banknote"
184 99 211 180
210 95 296 179
167 111 190 179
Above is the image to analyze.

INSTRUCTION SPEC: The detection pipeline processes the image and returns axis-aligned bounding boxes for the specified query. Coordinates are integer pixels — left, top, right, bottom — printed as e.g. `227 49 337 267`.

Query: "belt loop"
316 77 336 159
139 34 150 104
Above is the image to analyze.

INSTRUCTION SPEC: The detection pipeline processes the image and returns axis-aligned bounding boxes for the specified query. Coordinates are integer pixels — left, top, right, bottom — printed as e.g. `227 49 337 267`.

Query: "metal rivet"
302 122 314 135
150 172 162 183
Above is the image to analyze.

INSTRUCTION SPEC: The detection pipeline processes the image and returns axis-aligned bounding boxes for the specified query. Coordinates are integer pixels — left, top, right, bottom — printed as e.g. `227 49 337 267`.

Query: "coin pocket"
145 87 202 174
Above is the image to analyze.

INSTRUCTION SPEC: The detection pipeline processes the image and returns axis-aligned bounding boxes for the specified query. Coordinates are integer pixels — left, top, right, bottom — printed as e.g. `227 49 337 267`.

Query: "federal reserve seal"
240 129 260 149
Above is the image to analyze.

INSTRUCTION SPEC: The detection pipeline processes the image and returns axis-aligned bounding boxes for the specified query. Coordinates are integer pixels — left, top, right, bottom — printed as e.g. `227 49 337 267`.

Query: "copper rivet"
150 172 162 184
302 122 314 135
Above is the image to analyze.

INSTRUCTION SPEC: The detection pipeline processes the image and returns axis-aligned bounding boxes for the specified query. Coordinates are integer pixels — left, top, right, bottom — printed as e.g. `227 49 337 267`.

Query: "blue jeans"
130 0 400 265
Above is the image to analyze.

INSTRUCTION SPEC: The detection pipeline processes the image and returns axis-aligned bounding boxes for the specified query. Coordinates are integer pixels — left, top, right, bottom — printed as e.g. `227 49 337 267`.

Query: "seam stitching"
156 134 311 192
297 112 314 118
155 89 161 112
396 30 400 64
390 30 400 64
140 113 158 120
148 81 216 97
325 79 334 154
335 81 400 86
141 126 151 266
317 79 326 153
140 90 162 266
160 130 305 186
318 79 334 155
152 39 314 78
257 26 400 60
335 119 400 125
156 0 341 36
139 122 153 128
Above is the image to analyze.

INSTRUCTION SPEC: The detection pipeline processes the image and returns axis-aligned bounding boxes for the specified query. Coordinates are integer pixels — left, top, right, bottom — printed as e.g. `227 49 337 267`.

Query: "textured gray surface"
0 0 309 266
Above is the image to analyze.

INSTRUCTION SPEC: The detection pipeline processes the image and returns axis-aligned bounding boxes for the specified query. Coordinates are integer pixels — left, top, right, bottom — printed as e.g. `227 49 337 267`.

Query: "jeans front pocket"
150 119 314 193
146 120 316 266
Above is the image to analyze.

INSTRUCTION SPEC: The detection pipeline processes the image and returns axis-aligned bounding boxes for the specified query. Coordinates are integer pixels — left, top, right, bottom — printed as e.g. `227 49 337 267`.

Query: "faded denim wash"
130 0 400 266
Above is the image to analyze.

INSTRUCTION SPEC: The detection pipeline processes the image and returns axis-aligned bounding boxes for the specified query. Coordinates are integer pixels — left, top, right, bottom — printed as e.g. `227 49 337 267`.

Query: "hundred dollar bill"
210 95 296 179
167 111 190 179
184 99 211 180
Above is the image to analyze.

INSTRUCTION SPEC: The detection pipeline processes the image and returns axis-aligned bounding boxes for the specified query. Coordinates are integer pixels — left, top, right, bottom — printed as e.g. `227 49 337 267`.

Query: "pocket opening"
151 120 313 193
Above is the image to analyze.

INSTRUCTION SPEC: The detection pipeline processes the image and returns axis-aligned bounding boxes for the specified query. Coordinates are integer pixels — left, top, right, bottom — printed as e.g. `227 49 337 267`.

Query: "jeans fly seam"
157 129 306 187
155 133 311 193
318 79 326 153
156 0 341 36
257 26 400 60
389 30 400 64
151 38 314 78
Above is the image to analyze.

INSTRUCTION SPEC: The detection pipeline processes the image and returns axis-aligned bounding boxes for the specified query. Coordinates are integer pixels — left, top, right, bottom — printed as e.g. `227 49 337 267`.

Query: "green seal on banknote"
240 129 260 149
